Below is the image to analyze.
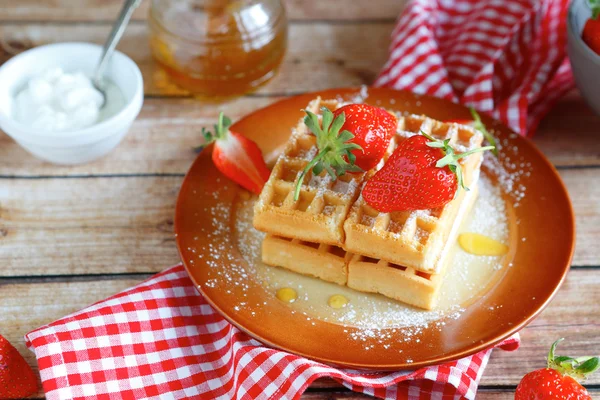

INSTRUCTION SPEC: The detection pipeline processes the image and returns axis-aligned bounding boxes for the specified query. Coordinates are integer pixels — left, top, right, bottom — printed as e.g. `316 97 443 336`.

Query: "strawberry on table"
362 131 494 212
293 104 397 200
582 2 600 55
0 334 37 399
515 339 599 400
201 112 271 194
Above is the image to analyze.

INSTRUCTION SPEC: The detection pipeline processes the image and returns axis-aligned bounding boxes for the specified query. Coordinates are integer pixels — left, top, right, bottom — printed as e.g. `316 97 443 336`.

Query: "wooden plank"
1 93 599 177
562 168 600 267
0 168 598 277
0 0 405 22
0 177 182 276
0 23 392 96
1 269 598 398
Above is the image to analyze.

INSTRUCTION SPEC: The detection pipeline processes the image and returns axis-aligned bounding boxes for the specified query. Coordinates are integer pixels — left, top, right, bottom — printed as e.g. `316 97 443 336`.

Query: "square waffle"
262 235 351 285
261 184 479 310
343 114 483 274
253 97 368 245
347 184 479 309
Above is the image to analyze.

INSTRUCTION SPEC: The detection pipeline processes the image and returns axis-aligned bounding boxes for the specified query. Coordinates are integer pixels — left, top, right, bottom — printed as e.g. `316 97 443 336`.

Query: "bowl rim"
567 0 600 65
0 42 144 141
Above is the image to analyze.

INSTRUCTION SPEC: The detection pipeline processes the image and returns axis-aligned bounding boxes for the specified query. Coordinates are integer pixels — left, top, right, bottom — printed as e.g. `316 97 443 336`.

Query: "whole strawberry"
362 131 493 211
332 104 397 171
293 104 396 201
515 339 599 400
0 335 37 399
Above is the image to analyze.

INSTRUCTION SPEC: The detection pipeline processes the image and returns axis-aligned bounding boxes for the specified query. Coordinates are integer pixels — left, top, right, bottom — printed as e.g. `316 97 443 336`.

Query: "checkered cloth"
375 0 574 135
26 265 520 400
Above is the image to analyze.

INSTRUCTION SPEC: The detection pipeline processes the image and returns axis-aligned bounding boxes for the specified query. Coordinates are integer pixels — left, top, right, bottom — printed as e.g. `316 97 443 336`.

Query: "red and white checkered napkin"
375 0 574 135
26 264 520 400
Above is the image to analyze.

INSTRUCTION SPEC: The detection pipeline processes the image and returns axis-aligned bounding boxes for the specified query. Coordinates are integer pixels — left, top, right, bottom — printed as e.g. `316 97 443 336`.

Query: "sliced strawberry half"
201 113 271 194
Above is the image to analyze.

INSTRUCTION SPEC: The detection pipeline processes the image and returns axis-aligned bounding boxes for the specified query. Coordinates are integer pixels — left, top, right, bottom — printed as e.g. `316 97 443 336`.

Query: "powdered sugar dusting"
229 173 512 348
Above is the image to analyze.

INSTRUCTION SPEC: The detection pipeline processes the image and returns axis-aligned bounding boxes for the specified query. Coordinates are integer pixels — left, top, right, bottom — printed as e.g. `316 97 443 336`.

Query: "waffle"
343 114 483 274
262 235 351 285
253 97 367 245
261 184 479 310
254 97 484 273
347 184 479 309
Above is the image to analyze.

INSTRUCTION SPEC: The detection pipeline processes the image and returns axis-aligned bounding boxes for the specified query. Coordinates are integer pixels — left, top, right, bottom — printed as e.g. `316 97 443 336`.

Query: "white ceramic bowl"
567 0 600 116
0 42 143 164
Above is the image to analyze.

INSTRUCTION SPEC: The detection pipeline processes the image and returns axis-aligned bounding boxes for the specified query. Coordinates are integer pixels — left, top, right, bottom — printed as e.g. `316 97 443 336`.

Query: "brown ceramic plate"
175 88 575 370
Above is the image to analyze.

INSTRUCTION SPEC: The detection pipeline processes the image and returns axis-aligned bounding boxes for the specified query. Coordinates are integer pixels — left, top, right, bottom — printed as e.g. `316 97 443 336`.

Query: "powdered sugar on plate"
230 173 512 347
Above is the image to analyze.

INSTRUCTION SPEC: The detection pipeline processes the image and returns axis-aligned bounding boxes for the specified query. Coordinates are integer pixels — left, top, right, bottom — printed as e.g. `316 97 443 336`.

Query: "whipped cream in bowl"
0 42 143 165
13 67 121 132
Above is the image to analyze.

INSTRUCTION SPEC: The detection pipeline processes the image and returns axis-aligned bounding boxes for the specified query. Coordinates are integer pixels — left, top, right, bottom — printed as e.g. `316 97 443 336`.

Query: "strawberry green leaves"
421 130 494 190
202 112 232 143
548 338 600 381
293 107 363 201
588 0 600 19
469 108 498 156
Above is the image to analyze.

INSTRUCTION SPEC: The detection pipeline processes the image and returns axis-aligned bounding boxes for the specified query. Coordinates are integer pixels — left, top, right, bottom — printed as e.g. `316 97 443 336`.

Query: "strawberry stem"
547 338 600 381
293 146 329 201
436 145 495 167
589 0 600 19
292 107 363 201
202 112 233 144
421 130 495 190
470 108 498 157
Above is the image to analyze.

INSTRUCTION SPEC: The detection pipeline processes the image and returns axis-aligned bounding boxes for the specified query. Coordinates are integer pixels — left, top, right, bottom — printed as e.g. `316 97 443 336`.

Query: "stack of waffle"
253 98 484 310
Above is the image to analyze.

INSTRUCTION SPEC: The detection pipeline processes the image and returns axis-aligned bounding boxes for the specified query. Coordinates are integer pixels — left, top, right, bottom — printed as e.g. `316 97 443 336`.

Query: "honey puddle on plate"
234 175 515 330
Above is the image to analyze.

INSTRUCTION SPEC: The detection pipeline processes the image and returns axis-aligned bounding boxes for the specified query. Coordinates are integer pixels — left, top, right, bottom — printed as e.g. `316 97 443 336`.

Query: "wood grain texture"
0 23 391 96
1 94 599 177
0 0 406 22
0 170 597 277
0 177 181 276
1 269 597 398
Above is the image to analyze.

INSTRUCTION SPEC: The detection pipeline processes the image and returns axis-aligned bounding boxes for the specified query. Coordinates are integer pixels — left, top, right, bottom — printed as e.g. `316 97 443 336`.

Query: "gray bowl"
567 0 600 116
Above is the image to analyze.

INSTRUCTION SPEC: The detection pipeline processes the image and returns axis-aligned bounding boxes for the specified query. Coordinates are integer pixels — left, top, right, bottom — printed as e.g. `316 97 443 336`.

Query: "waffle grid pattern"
254 98 367 245
255 98 484 273
343 113 483 272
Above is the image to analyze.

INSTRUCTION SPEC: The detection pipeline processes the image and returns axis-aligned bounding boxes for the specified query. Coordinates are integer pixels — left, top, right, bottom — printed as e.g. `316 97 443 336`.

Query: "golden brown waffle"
343 114 484 274
262 235 350 285
347 184 479 309
254 97 484 273
253 97 367 245
261 185 479 310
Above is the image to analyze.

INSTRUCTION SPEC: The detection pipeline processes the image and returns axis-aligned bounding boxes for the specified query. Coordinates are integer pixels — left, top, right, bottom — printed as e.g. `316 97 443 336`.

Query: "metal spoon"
93 0 143 107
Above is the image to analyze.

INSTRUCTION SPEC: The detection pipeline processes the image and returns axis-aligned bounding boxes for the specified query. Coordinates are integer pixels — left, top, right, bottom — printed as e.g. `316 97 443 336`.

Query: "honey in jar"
149 0 287 99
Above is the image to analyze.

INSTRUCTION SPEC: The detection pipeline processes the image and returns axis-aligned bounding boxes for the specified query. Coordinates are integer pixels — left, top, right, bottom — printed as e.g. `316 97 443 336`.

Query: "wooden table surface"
1 1 599 399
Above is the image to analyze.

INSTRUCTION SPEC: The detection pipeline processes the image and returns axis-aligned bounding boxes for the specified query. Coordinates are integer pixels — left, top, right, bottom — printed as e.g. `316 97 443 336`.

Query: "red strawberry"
0 335 37 399
293 104 396 201
332 104 397 171
583 17 600 55
362 132 493 212
201 113 271 194
515 339 599 400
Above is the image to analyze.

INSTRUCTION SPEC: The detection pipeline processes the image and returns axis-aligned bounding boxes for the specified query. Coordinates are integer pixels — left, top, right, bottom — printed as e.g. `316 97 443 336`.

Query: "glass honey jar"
148 0 287 99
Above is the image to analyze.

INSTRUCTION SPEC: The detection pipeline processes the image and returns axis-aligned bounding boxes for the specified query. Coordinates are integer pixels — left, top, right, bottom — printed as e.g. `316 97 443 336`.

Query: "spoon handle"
94 0 143 86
